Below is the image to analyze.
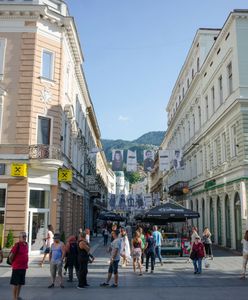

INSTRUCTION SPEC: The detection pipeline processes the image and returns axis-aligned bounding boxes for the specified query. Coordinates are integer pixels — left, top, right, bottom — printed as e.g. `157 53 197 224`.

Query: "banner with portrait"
143 150 154 172
126 150 137 172
118 193 126 210
108 193 116 211
127 194 135 208
135 194 145 210
112 149 123 171
144 194 152 209
172 149 182 170
159 149 170 171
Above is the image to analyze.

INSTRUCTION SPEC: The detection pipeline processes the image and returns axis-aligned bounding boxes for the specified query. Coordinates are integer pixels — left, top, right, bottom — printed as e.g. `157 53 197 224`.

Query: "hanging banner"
135 194 145 209
126 150 137 172
172 150 182 170
58 169 72 182
159 150 170 171
118 193 126 210
127 194 135 208
11 163 28 177
112 149 123 171
109 193 116 211
143 150 154 172
144 194 152 208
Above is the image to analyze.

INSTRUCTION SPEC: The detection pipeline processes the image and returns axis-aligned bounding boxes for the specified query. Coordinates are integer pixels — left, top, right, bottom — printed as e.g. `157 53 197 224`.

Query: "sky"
66 0 248 141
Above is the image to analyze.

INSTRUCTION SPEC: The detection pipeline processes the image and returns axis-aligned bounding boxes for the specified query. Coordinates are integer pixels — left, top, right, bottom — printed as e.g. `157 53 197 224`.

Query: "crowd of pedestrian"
2 223 248 298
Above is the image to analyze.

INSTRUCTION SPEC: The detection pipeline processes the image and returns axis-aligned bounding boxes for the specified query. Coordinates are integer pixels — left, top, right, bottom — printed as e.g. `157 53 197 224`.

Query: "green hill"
101 131 165 164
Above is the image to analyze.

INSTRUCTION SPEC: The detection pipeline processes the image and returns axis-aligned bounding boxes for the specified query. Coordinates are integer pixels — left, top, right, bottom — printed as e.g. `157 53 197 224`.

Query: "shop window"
29 190 49 209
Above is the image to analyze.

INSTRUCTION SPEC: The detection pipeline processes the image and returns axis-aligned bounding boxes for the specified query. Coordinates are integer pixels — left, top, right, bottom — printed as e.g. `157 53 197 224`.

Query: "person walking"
152 226 163 266
9 231 28 300
120 227 131 267
40 224 54 267
240 230 248 279
77 232 90 289
145 230 156 273
190 236 206 274
137 227 146 264
65 235 79 282
131 231 143 275
100 231 121 288
202 227 213 259
102 227 109 246
48 233 65 288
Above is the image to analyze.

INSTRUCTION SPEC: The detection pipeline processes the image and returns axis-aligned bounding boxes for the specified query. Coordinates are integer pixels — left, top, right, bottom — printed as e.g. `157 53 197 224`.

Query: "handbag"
204 258 210 268
7 243 20 266
190 250 197 260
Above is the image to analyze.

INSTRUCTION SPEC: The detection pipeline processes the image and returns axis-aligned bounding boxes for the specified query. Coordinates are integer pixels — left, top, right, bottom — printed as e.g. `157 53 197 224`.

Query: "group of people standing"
100 224 164 287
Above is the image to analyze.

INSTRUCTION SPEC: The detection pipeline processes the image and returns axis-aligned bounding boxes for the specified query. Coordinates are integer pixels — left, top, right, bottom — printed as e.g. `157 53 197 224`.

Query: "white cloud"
118 115 129 122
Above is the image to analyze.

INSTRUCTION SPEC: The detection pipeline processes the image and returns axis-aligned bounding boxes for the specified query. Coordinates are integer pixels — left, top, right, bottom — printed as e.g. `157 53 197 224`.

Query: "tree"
125 171 142 185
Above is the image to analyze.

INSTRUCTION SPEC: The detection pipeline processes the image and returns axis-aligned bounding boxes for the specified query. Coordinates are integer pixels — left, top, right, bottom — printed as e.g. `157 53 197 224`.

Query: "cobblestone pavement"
1 238 248 300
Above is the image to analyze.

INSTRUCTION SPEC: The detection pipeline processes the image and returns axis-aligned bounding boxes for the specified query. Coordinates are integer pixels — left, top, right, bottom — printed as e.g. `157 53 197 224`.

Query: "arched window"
234 193 242 251
225 195 231 248
217 196 222 245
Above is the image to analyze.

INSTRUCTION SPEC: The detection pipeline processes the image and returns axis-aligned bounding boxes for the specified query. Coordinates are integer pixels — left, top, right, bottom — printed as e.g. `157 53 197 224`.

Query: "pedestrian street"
0 237 248 300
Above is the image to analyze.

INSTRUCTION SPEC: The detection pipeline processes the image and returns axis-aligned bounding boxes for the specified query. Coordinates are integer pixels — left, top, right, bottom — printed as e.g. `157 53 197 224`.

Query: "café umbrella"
142 201 200 224
98 211 126 222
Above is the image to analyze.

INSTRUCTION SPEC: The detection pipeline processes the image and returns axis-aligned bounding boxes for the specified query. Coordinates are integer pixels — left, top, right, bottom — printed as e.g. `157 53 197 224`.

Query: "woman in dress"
240 230 248 279
202 227 213 259
131 231 143 275
120 227 131 267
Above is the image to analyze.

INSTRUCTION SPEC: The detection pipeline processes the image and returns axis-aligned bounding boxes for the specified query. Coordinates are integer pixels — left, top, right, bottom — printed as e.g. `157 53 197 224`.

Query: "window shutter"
0 39 7 81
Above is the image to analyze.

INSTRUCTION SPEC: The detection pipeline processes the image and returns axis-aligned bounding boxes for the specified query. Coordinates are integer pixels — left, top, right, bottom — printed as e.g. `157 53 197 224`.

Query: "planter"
2 247 11 258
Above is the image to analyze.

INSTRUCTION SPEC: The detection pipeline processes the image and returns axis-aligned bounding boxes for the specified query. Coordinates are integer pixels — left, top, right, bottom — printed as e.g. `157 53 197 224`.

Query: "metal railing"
29 144 62 160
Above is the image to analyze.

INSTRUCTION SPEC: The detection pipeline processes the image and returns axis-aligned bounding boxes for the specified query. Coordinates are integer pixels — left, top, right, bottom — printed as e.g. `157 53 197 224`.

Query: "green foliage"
5 230 14 248
60 231 66 244
125 171 142 185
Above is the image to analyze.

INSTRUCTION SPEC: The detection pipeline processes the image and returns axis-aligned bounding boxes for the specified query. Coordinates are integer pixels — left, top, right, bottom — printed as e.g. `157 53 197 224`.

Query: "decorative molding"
40 87 52 114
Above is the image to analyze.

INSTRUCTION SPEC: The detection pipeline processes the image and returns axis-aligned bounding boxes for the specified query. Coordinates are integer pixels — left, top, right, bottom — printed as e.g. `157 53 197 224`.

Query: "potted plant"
2 230 14 258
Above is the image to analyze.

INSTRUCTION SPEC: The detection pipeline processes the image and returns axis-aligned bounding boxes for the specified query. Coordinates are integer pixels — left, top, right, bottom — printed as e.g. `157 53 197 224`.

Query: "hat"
54 233 61 240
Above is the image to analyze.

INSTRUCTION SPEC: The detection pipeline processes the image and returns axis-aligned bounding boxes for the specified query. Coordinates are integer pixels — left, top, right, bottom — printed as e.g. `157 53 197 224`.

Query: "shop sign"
11 163 28 177
204 180 216 189
58 169 72 182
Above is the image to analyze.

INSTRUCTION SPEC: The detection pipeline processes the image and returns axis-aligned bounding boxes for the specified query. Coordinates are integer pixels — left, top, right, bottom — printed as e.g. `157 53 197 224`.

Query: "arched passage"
234 192 242 251
209 197 214 241
225 195 231 248
217 196 222 245
202 198 205 230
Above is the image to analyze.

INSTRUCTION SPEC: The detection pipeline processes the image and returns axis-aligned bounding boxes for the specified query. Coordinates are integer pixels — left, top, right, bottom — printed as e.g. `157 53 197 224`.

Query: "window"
188 120 191 140
198 106 201 128
205 96 209 121
197 57 200 72
0 189 5 208
0 96 3 142
221 132 227 162
187 78 190 88
29 190 49 209
211 86 215 114
213 139 218 167
192 114 195 135
219 75 223 105
206 144 211 171
182 87 185 98
231 124 237 157
41 50 54 80
37 116 51 145
227 62 233 95
192 69 194 79
0 38 7 81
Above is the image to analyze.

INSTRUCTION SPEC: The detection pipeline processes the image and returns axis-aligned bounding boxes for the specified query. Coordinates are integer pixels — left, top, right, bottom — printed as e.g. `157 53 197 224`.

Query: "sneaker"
145 269 148 272
110 284 118 288
100 282 109 287
48 284 54 288
85 283 90 287
77 286 85 289
151 270 154 274
60 284 65 288
161 262 163 266
139 273 143 276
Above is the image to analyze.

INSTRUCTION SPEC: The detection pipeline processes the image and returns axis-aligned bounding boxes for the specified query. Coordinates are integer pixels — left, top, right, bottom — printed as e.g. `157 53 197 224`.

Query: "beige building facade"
0 0 108 252
159 10 248 251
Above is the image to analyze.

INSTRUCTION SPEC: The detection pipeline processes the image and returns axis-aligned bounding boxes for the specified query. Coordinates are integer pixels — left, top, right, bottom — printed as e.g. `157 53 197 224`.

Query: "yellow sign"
11 163 28 177
58 169 72 182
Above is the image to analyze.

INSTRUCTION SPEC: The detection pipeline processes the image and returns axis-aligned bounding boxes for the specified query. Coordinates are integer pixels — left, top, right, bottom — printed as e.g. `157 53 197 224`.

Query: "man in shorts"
100 231 121 288
9 231 29 300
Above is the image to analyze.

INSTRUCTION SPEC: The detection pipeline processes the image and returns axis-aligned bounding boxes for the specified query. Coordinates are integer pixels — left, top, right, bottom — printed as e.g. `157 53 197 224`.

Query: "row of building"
0 0 117 253
150 9 248 251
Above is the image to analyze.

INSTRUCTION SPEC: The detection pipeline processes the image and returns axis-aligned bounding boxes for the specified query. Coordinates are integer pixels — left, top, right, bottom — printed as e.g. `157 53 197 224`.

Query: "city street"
1 237 248 300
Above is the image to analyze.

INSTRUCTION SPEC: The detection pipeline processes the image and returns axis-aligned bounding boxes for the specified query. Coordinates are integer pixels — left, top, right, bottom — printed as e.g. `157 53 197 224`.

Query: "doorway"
28 209 49 254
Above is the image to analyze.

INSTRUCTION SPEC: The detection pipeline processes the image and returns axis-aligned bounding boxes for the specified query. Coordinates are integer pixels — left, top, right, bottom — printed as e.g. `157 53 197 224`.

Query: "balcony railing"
29 144 62 160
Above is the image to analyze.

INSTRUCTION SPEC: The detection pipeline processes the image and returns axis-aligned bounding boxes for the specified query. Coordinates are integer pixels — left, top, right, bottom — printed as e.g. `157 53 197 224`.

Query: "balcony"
29 144 63 170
